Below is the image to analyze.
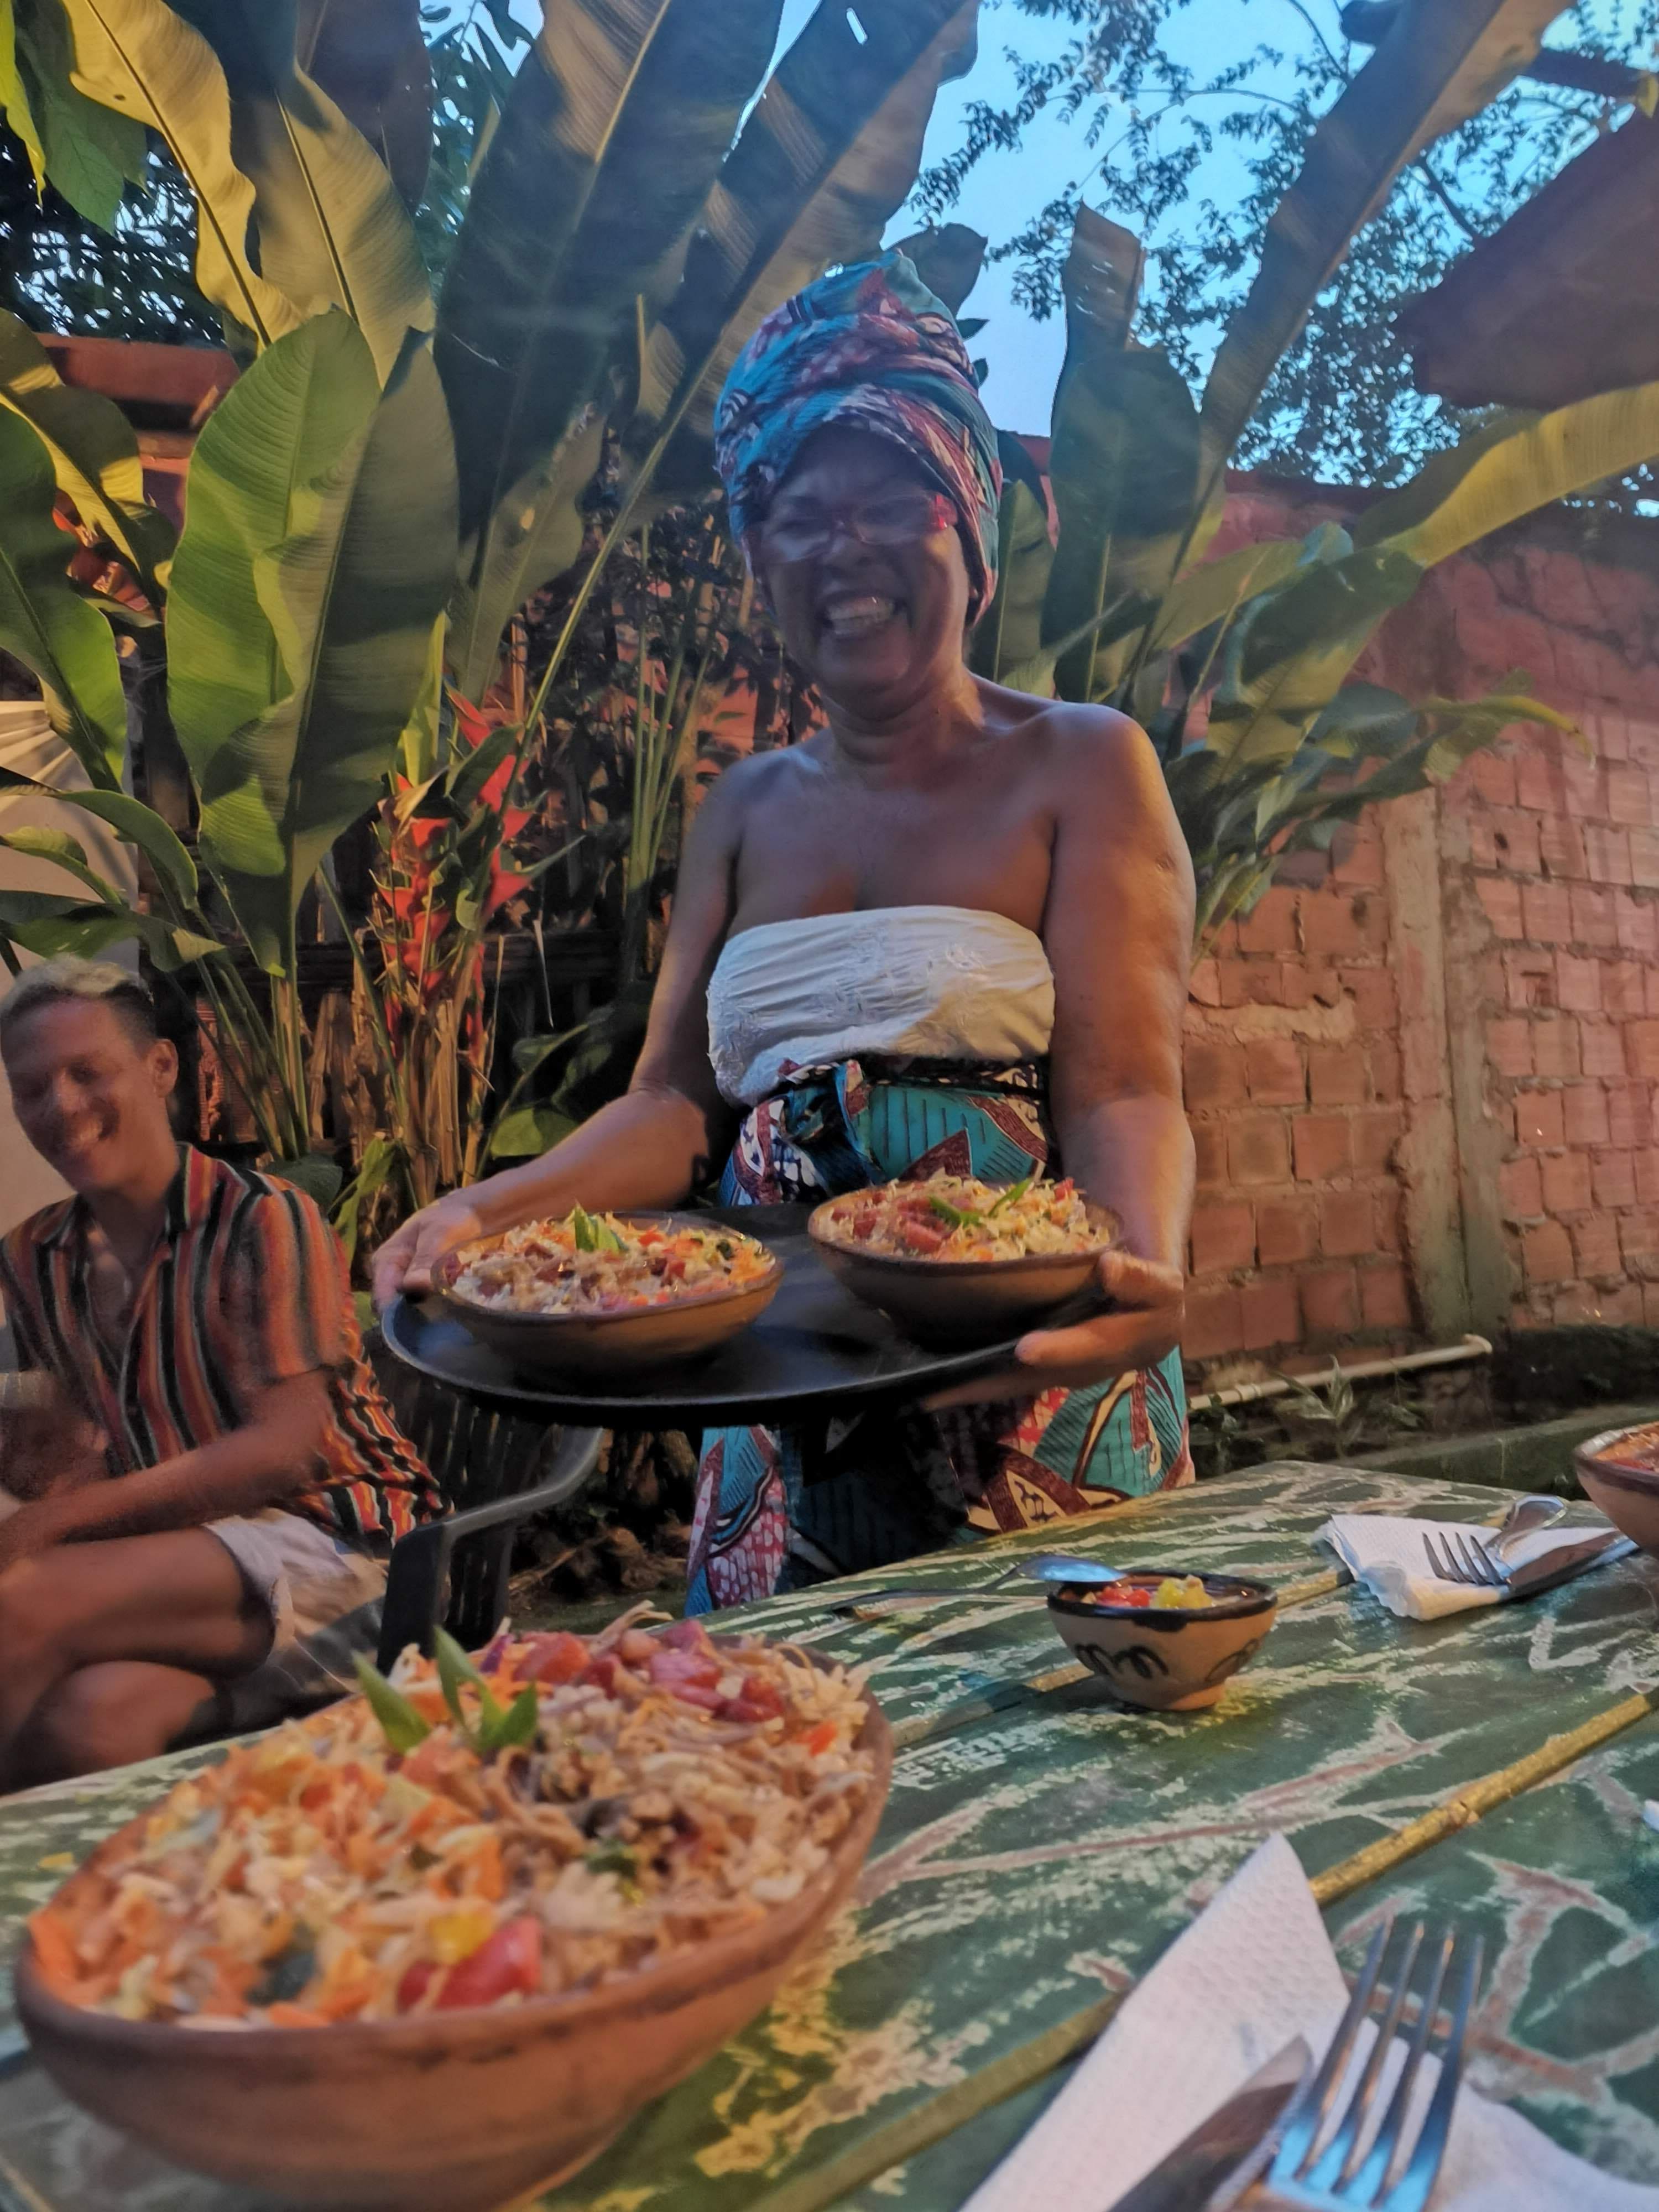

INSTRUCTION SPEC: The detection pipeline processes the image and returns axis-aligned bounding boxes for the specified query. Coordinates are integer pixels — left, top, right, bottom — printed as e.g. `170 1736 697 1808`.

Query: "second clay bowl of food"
17 1633 892 2211
807 1176 1116 1345
1575 1421 1659 1556
436 1209 781 1380
1046 1571 1278 1712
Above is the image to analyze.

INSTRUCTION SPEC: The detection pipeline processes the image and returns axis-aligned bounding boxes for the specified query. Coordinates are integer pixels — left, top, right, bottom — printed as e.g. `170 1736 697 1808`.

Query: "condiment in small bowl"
1575 1421 1659 1557
1046 1570 1277 1712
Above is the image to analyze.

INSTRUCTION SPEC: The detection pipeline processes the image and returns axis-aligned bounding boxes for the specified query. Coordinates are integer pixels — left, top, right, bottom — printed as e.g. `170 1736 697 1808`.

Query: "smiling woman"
375 251 1197 1609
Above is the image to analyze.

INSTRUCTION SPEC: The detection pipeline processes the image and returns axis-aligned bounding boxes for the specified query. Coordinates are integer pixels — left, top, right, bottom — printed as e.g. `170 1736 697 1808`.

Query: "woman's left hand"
923 1249 1186 1410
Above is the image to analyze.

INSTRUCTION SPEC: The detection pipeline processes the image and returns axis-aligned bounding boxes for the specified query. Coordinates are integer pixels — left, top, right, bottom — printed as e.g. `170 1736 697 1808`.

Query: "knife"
1102 2037 1311 2212
1500 1530 1637 1603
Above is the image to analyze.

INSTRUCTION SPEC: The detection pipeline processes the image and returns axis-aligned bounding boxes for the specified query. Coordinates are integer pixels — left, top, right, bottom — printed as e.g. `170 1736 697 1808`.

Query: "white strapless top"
706 905 1055 1107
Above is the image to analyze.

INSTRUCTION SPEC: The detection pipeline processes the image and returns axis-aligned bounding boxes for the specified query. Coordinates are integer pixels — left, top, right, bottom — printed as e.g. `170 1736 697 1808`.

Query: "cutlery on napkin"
962 1835 1659 2212
1318 1516 1632 1623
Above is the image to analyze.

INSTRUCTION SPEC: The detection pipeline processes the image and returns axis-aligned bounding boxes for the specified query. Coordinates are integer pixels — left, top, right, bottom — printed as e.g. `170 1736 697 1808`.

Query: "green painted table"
2 1463 1659 2211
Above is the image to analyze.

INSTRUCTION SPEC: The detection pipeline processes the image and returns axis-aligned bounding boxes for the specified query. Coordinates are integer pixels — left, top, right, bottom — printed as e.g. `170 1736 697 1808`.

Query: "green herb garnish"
928 1194 983 1229
987 1177 1033 1216
433 1629 541 1756
353 1653 431 1752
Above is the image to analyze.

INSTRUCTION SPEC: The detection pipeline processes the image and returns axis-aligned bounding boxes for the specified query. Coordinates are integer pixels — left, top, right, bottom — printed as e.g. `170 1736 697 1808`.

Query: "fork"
1422 1528 1507 1589
1217 1917 1483 2211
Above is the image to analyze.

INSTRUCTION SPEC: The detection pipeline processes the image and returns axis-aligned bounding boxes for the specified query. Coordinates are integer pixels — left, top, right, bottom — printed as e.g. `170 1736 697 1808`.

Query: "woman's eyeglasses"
759 489 956 565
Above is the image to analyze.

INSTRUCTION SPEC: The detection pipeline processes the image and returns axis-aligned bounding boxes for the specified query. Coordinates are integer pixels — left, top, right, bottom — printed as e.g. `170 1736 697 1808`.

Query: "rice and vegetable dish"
815 1173 1104 1261
29 1616 875 2027
447 1208 775 1316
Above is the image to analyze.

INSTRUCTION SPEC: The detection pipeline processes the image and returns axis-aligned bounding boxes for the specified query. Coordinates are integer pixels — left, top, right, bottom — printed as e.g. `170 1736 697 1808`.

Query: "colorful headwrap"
713 252 1003 624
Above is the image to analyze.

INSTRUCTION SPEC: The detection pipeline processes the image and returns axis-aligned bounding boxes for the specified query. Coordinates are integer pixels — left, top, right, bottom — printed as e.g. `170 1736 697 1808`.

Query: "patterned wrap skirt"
685 1056 1193 1614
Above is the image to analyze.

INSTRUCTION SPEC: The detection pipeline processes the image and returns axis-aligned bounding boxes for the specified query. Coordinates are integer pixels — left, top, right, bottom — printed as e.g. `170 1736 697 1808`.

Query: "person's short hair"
0 957 159 1054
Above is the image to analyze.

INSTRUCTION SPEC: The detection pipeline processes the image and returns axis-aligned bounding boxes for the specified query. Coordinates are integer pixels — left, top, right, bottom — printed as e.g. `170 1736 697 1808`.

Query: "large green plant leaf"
0 762 196 901
635 0 980 471
164 0 432 383
296 0 430 211
56 0 304 346
0 886 220 964
12 0 147 226
969 436 1052 684
1199 0 1569 479
167 315 458 971
0 310 174 592
0 409 125 789
1040 207 1208 703
1146 538 1306 658
1354 378 1659 567
2 0 46 186
437 0 784 699
890 221 987 315
1203 541 1425 770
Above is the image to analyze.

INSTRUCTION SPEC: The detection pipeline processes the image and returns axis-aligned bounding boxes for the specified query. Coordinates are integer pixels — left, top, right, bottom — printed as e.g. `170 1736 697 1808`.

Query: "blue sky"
764 0 1652 437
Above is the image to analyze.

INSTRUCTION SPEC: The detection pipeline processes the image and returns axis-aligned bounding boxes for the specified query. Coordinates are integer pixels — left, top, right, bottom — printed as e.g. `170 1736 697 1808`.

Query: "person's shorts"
205 1509 389 1734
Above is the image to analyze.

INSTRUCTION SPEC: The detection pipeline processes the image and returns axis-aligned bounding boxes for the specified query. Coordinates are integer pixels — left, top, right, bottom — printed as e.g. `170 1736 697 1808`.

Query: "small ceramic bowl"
1047 1571 1278 1712
1575 1422 1659 1557
436 1212 782 1381
806 1190 1117 1346
17 1652 892 2211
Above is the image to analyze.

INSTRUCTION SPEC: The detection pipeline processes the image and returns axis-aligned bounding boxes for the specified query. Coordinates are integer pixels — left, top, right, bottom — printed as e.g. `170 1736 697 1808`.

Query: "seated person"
0 957 442 1783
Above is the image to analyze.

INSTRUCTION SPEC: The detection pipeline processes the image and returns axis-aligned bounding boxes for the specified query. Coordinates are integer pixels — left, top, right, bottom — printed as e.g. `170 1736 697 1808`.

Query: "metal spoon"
830 1552 1125 1615
1490 1494 1567 1558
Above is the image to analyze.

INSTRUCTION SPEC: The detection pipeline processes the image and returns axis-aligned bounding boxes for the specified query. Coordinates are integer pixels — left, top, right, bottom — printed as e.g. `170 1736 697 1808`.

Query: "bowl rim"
16 1644 890 2059
806 1188 1117 1277
1575 1422 1659 1483
1046 1568 1277 1624
436 1211 782 1328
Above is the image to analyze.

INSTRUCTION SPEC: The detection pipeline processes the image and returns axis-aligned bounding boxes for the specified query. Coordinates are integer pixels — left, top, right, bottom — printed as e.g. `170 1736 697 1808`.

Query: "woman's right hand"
371 1192 488 1308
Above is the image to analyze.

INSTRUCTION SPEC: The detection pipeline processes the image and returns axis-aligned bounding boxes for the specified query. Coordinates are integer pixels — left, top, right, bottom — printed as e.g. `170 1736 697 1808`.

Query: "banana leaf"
166 315 458 971
969 470 1052 684
889 221 987 315
2 0 46 187
634 0 980 483
1198 0 1569 480
0 761 197 902
0 885 220 965
57 0 304 347
1353 375 1659 567
10 0 146 226
164 0 433 383
0 310 174 593
1203 541 1424 770
1040 207 1208 703
0 408 126 789
296 0 430 211
436 0 784 698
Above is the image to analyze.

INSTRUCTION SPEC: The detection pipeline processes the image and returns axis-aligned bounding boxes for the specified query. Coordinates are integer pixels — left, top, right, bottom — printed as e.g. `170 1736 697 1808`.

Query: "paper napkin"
963 1834 1659 2212
1317 1514 1615 1621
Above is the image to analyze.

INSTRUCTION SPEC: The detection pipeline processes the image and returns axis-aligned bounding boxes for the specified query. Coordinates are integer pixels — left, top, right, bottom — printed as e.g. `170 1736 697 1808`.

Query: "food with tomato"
28 1613 874 2028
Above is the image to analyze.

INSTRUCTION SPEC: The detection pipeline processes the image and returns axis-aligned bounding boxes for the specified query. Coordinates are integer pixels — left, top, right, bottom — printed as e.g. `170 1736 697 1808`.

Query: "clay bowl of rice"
17 1616 890 2211
808 1172 1117 1345
435 1207 782 1379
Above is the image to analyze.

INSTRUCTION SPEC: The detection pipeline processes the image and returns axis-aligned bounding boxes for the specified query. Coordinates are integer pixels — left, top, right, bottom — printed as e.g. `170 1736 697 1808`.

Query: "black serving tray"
380 1204 1034 1429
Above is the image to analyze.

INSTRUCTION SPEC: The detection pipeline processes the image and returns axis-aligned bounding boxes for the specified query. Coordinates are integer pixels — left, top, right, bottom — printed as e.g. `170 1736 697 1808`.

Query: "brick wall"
1180 480 1659 1370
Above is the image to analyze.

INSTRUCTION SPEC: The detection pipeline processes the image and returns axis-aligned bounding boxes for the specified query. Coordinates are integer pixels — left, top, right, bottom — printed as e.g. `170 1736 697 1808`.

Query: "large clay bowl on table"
435 1211 781 1383
1047 1571 1278 1712
16 1659 891 2212
1575 1421 1659 1555
807 1191 1117 1345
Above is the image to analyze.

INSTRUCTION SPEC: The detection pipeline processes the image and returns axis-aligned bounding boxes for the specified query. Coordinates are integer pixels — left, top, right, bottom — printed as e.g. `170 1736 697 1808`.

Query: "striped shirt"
0 1145 443 1545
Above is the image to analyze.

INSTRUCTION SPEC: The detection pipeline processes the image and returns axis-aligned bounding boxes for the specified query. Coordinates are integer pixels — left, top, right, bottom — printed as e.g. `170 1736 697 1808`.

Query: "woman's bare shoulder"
980 682 1162 791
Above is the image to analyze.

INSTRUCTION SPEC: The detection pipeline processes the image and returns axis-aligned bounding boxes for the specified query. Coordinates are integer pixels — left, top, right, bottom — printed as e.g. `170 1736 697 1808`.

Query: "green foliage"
913 0 1659 491
166 312 457 972
0 403 126 785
